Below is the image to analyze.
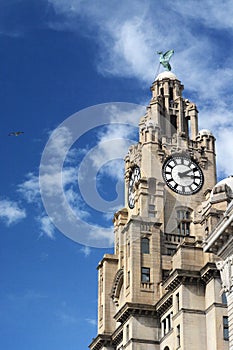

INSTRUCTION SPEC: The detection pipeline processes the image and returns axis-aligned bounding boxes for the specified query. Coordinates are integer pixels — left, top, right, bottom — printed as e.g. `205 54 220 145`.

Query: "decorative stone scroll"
216 256 233 294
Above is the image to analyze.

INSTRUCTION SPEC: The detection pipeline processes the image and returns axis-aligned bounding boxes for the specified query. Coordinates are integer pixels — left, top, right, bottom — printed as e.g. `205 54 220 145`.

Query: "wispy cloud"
80 245 91 257
37 215 56 239
56 310 78 325
86 318 97 326
0 199 26 226
7 289 47 302
46 1 233 83
17 126 90 239
17 173 57 239
170 0 233 30
17 172 41 204
16 123 116 246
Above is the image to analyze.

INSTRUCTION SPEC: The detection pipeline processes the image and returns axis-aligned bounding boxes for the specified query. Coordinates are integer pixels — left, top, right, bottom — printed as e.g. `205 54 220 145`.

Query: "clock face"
162 155 204 195
128 166 140 209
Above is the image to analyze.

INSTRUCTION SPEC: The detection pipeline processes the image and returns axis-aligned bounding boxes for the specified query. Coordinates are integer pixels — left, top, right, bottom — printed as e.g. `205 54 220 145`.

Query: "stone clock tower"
89 71 228 350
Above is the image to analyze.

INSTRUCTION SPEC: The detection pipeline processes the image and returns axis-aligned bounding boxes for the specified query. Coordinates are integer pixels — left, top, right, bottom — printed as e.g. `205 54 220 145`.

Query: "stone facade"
89 71 229 350
203 177 233 350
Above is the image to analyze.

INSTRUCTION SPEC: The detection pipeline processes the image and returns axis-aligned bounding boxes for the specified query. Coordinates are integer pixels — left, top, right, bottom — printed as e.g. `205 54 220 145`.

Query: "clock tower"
89 71 228 350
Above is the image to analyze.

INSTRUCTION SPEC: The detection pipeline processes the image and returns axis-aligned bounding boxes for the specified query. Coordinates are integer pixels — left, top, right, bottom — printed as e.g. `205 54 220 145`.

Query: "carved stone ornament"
216 256 233 294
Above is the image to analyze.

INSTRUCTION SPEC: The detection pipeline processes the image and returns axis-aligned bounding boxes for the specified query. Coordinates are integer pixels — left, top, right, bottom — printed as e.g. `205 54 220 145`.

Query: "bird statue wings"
8 131 24 136
157 50 174 71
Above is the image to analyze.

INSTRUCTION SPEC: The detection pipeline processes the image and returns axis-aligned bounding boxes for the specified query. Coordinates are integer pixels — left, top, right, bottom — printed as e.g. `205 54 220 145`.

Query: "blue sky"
1 0 233 349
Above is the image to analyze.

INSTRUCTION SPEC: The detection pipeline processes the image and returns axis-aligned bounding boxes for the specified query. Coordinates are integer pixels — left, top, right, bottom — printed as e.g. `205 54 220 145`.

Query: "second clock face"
162 155 204 195
128 166 140 209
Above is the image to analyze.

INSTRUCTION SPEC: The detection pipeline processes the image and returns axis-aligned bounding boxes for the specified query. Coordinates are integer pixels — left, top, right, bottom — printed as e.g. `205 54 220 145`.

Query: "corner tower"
89 72 227 350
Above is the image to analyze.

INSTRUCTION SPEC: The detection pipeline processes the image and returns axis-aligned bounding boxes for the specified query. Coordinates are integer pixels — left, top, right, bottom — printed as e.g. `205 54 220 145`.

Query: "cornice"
162 269 202 292
89 334 112 350
113 302 157 324
97 254 118 270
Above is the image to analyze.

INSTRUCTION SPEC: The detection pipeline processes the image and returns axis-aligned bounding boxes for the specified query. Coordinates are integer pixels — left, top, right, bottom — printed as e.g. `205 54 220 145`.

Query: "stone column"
217 257 233 350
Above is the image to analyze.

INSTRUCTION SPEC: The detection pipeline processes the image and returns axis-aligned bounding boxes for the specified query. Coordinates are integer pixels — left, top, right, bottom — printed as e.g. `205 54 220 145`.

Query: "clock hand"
178 169 193 177
183 174 195 179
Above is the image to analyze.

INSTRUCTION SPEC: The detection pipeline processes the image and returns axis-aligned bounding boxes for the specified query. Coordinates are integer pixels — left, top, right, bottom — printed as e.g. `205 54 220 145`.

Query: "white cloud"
17 173 57 239
87 124 136 181
86 318 97 326
17 172 40 204
80 245 91 257
97 16 155 82
87 226 114 247
0 199 26 226
37 215 56 239
170 0 233 30
215 126 233 177
56 311 78 325
18 126 91 227
46 1 233 109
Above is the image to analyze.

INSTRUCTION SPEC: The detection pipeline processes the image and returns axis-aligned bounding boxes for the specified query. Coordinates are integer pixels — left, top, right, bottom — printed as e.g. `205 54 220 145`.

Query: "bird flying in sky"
8 131 24 136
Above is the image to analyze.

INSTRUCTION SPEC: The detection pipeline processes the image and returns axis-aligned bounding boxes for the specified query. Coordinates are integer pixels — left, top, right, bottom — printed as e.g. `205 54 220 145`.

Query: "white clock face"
162 155 204 195
128 166 140 209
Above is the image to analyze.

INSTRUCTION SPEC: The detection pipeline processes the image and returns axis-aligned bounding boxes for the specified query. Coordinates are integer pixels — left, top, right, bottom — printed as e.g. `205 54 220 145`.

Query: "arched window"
164 346 170 350
141 237 150 254
177 209 191 236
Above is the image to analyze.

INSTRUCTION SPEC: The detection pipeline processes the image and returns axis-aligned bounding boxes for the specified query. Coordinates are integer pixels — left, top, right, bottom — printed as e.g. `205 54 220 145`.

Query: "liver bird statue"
157 50 174 71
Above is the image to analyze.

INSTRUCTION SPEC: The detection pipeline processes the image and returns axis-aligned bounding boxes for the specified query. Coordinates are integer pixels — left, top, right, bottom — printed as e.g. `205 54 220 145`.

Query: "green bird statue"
157 50 174 71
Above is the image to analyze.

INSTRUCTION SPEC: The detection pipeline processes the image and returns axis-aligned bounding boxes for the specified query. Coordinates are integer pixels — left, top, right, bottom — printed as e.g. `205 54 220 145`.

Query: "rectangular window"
162 319 166 336
141 267 150 282
177 324 181 348
181 222 185 235
176 292 180 312
177 210 190 220
186 222 190 235
161 313 173 337
222 292 227 305
141 237 150 254
126 324 129 341
170 115 177 134
223 316 229 340
168 313 172 331
177 211 191 236
127 271 130 286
